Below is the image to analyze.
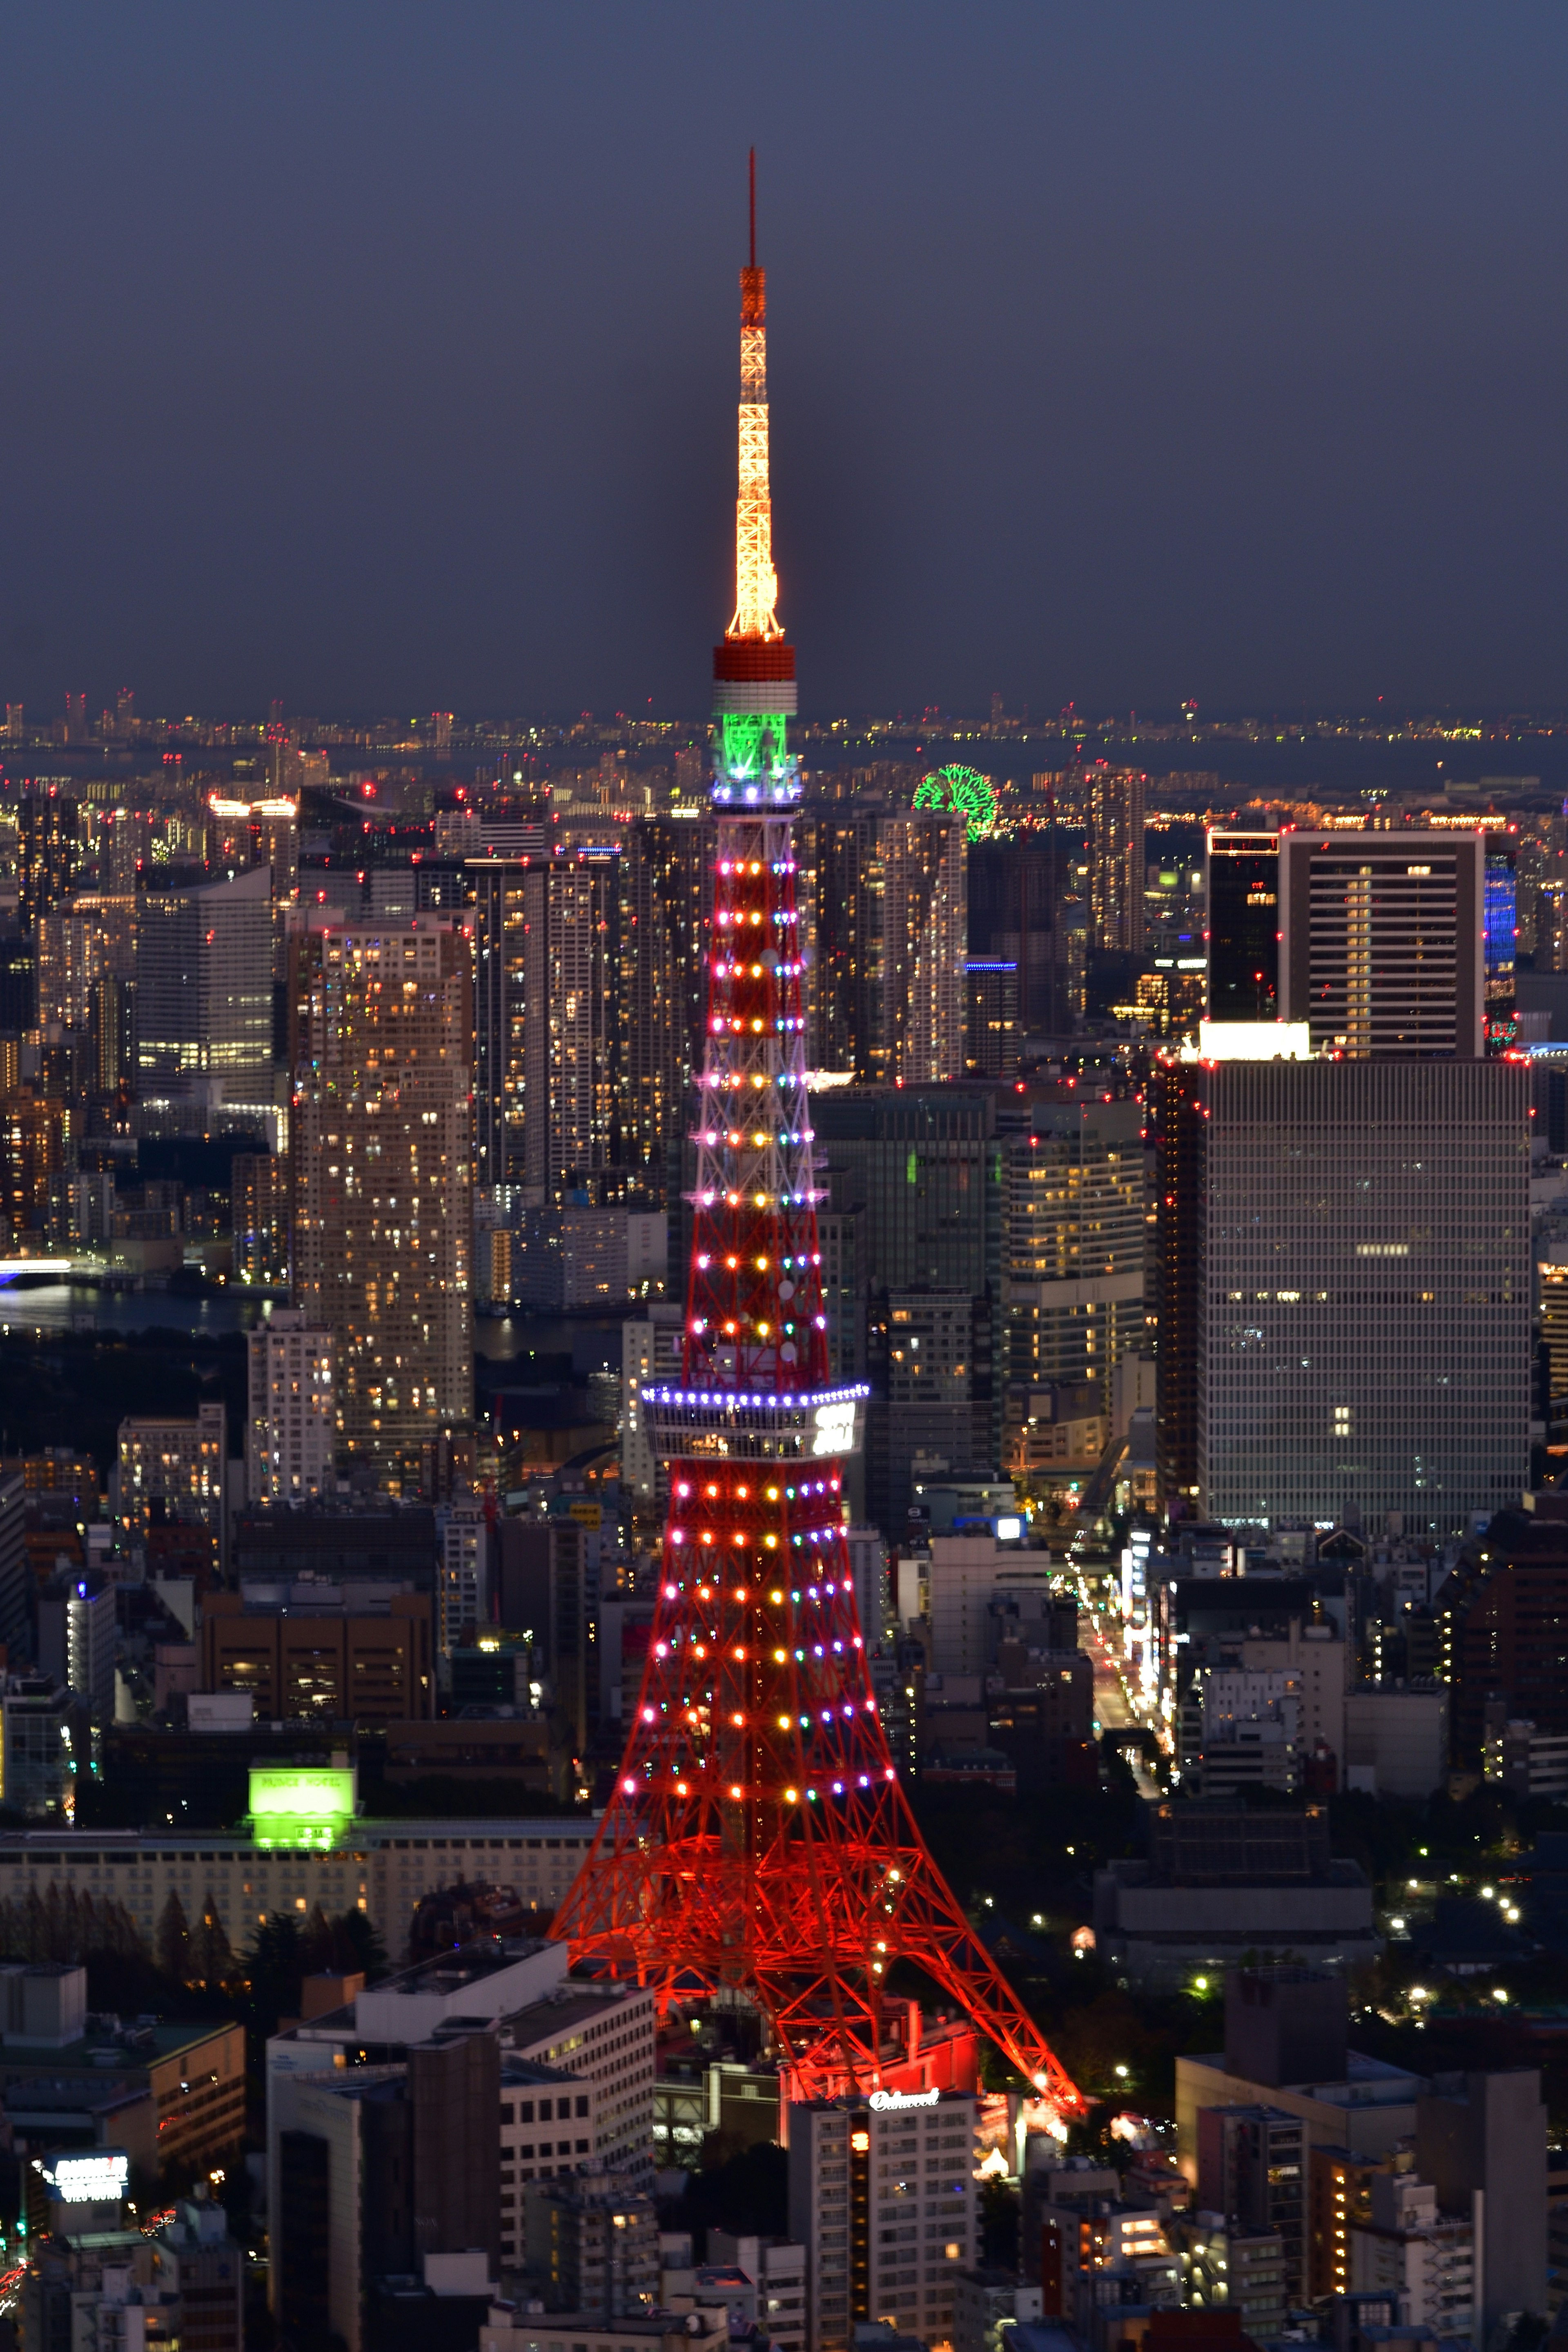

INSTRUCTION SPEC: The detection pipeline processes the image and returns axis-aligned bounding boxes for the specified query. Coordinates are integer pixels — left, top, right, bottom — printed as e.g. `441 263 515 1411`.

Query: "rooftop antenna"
748 146 756 270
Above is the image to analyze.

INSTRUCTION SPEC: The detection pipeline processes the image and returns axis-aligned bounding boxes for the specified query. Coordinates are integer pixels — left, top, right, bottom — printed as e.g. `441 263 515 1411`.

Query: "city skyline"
0 7 1566 719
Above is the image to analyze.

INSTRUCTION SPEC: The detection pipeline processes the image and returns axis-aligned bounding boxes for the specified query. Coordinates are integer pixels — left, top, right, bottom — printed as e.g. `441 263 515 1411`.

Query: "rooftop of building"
0 1815 594 1856
0 2012 237 2077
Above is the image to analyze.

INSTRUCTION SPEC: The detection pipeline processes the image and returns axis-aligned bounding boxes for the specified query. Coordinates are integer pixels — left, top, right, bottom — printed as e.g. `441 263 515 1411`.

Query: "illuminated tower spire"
713 151 797 806
730 148 782 643
552 168 1084 2125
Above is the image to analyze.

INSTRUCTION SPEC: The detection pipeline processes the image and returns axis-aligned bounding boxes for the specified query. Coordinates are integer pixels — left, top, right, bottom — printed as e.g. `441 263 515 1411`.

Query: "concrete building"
523 2171 658 2316
925 1539 1053 1679
0 1808 596 1962
1160 1054 1530 1533
268 1938 657 2306
788 2089 978 2352
200 1584 434 1721
37 1568 116 1719
231 1150 290 1287
1177 1971 1421 2200
1342 1685 1449 1800
1 1677 83 1817
1348 2172 1474 2339
620 815 712 1207
1417 2069 1547 2342
291 915 473 1490
1004 1093 1149 1398
117 1401 226 1549
1096 1812 1379 1990
245 1308 335 1503
436 1497 489 1654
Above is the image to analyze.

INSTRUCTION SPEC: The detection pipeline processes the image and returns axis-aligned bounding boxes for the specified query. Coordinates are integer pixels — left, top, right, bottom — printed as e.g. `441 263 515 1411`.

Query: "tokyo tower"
552 158 1084 2120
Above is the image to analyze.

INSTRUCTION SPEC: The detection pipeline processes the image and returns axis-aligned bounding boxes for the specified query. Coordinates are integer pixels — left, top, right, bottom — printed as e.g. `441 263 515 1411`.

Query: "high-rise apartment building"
470 853 624 1199
18 790 80 940
231 1151 290 1285
135 865 274 1106
808 810 966 1082
1089 765 1145 954
36 893 136 1031
1160 1055 1529 1531
620 815 712 1203
291 916 473 1489
245 1307 335 1503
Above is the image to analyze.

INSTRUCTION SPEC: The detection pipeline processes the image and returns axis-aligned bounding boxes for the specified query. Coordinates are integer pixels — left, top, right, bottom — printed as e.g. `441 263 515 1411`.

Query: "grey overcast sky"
0 2 1565 722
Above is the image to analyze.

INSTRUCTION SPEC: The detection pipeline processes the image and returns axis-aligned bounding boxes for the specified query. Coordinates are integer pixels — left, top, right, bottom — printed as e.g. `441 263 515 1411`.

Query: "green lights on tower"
914 763 999 842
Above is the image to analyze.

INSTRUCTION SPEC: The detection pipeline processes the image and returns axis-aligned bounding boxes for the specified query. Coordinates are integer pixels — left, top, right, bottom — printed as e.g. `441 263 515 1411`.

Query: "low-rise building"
1095 1806 1379 1989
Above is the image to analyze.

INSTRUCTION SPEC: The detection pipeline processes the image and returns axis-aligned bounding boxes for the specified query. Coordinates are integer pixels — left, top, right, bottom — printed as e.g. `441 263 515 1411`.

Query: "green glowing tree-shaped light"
914 764 999 842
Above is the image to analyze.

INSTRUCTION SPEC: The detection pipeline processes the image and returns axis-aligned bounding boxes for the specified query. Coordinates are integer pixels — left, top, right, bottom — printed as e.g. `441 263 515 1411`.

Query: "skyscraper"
808 809 966 1082
621 814 713 1204
18 790 80 938
1206 831 1281 1022
470 851 624 1200
291 915 473 1490
1277 829 1485 1056
1089 765 1145 954
134 865 274 1108
1003 1093 1145 1399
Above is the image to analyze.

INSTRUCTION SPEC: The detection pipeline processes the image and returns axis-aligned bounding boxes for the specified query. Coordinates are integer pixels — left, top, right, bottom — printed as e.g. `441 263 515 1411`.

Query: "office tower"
36 893 136 1031
1160 1055 1528 1531
808 809 967 1082
971 826 1081 1038
231 1150 290 1285
1088 765 1145 953
470 852 624 1198
18 789 79 937
207 791 301 904
1206 831 1281 1022
621 814 713 1203
245 1307 335 1502
815 1087 999 1296
4 706 20 744
963 958 1020 1076
114 686 135 741
135 865 274 1106
291 915 474 1490
554 170 1081 2120
437 1493 488 1651
1003 1094 1145 1400
37 1568 116 1718
1277 828 1485 1056
787 2090 978 2352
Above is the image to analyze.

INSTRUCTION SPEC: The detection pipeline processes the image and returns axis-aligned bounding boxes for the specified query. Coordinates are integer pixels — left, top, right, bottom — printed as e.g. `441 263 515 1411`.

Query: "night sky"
2 3 1567 722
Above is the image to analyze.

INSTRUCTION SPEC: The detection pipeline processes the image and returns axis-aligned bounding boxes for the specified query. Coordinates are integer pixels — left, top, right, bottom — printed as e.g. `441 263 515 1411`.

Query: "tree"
156 1891 190 1984
190 1893 234 1988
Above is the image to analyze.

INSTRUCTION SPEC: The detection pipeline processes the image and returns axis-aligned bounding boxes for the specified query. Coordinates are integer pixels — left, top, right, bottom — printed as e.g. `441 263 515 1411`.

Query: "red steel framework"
552 167 1085 2122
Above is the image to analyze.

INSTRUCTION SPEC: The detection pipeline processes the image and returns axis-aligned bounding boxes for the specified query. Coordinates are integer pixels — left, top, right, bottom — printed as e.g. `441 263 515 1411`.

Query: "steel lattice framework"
552 163 1085 2122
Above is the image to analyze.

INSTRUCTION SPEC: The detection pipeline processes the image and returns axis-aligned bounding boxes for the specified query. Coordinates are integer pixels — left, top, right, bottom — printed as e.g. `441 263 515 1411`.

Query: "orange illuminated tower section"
552 160 1084 2119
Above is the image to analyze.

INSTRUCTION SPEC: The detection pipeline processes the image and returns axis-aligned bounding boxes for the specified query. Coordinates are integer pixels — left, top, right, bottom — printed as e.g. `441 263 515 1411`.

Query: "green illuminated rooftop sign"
248 1764 356 1849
